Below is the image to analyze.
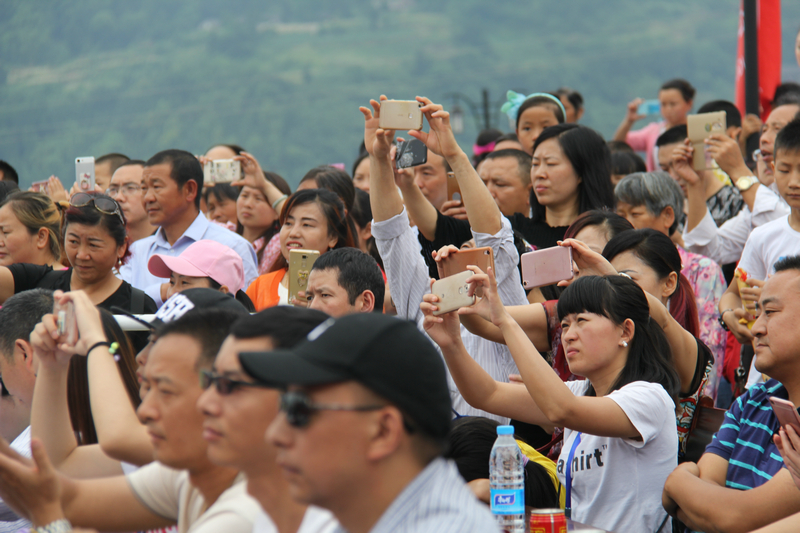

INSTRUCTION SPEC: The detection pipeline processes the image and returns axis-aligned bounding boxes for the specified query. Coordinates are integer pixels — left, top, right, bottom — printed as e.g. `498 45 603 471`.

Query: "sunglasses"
279 390 385 428
70 192 126 226
200 369 263 395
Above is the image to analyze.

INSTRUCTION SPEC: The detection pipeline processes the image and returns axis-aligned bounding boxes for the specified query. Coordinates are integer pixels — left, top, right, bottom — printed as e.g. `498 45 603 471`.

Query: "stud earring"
621 340 628 347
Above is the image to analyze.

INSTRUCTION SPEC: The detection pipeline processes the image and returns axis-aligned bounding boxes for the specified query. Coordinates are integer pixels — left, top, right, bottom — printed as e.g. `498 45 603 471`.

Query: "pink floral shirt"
253 233 281 275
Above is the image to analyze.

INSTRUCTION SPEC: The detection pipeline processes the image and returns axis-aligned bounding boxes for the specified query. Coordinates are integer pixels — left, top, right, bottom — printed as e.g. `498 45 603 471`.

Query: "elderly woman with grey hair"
615 171 728 405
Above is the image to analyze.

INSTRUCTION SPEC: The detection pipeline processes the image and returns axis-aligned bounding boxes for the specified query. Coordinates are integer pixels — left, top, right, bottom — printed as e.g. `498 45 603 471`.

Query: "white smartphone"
75 157 95 192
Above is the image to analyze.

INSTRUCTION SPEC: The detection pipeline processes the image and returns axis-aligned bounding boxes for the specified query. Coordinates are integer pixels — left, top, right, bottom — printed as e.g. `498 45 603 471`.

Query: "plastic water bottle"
489 425 525 533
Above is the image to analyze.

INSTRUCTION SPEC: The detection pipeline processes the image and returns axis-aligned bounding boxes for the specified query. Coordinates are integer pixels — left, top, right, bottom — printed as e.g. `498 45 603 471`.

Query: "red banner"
734 0 782 120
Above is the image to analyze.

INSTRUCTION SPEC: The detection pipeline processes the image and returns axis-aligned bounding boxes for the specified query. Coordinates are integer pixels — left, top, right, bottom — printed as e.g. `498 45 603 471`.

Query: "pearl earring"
622 340 628 347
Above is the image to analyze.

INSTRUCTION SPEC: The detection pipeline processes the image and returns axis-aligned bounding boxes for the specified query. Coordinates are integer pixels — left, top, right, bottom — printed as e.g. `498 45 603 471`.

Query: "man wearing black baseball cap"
240 313 498 533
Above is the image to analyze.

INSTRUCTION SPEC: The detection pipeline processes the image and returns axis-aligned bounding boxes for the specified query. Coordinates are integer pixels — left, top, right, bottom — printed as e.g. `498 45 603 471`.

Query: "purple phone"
520 246 573 289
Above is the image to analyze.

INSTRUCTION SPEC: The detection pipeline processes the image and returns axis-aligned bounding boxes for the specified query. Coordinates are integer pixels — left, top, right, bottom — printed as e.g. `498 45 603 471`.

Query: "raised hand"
705 133 749 177
420 282 463 350
440 199 467 220
462 265 509 328
625 98 646 124
408 96 462 160
670 140 702 188
231 152 268 191
359 96 395 159
556 239 616 287
45 176 68 203
0 438 64 526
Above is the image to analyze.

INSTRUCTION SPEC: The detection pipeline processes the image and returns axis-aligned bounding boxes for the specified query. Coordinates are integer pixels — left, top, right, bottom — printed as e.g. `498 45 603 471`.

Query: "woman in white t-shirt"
422 264 680 533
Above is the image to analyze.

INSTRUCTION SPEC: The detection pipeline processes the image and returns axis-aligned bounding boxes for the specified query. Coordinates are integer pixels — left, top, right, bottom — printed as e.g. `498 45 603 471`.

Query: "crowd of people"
0 36 800 532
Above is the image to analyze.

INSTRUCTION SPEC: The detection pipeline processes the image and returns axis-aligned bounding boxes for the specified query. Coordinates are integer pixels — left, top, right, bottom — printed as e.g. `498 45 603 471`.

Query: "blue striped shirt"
705 379 786 490
333 458 498 533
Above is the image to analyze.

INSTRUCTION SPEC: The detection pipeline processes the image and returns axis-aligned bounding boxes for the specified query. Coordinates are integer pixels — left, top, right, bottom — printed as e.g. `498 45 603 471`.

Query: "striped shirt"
332 458 497 533
705 379 786 490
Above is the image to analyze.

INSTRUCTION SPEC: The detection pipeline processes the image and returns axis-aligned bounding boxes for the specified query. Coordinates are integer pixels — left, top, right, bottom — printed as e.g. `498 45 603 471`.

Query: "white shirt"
0 427 31 532
557 381 677 533
737 214 800 281
120 213 258 306
252 506 338 533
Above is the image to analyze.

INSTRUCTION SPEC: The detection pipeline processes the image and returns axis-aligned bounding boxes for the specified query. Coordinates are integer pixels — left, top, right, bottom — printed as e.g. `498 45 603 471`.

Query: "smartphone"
520 246 574 289
431 270 476 316
54 300 78 345
75 157 95 192
769 397 800 433
203 160 241 184
379 100 423 131
637 99 661 116
288 249 321 306
446 172 461 203
440 247 494 297
31 180 49 193
687 111 727 171
396 138 428 169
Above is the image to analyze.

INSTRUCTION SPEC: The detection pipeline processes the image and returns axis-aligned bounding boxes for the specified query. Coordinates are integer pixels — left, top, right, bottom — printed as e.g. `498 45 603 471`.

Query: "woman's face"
517 106 559 155
559 96 582 123
279 202 338 260
237 186 277 233
560 312 626 379
166 273 214 300
353 158 370 193
610 250 673 306
531 138 581 210
64 222 125 285
659 89 692 127
206 194 238 225
0 204 43 266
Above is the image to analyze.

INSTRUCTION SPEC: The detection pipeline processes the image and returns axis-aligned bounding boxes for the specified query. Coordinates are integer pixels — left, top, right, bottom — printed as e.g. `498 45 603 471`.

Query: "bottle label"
490 489 524 514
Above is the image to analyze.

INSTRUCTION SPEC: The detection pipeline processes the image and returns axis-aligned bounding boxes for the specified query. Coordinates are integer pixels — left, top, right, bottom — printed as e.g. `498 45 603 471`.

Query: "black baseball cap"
239 313 452 440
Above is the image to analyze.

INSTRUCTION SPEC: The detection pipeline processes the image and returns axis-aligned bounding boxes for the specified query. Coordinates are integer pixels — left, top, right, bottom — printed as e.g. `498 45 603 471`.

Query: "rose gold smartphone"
446 171 461 203
431 270 476 316
379 100 423 131
288 249 320 306
520 246 573 289
769 397 800 433
440 247 494 278
687 111 726 171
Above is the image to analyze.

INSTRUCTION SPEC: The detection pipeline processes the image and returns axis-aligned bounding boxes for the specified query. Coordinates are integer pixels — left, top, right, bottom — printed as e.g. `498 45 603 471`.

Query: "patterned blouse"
253 233 281 275
706 185 744 227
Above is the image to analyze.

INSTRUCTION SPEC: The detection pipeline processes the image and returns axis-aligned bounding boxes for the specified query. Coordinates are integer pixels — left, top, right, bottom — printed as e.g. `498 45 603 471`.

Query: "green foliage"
0 0 798 188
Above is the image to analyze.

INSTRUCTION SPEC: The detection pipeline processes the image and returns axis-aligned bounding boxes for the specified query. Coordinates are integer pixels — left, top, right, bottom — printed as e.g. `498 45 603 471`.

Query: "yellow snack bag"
735 268 756 329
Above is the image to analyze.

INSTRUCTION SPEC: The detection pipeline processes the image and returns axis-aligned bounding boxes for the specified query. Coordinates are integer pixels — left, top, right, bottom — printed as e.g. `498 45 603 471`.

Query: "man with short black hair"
306 248 384 316
120 149 257 306
94 153 130 193
0 161 18 185
107 160 155 243
479 149 532 217
241 313 498 533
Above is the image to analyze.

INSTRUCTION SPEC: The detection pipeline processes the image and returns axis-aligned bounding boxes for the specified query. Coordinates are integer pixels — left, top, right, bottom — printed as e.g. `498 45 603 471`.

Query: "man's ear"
728 126 742 142
365 407 405 462
355 290 375 313
15 339 35 372
184 179 199 205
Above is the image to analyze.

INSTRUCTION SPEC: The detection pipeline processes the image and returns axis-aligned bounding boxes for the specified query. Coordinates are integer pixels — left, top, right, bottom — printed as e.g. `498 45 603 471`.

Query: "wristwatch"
735 175 758 192
718 308 734 331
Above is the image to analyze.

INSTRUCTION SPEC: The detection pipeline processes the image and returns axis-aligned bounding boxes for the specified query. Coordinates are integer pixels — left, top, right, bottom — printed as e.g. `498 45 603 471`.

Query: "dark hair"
352 151 369 179
554 87 584 113
234 170 291 267
773 91 800 109
563 209 633 242
0 289 54 361
0 181 19 204
495 132 520 144
660 79 696 103
116 159 146 170
775 118 800 157
602 229 699 337
607 140 634 154
655 125 688 147
95 153 130 176
230 306 330 347
774 255 800 274
351 189 383 269
529 124 615 223
698 100 742 129
145 149 204 209
483 149 532 186
155 307 247 370
0 160 19 184
473 128 504 165
611 151 646 177
772 83 800 107
614 172 685 235
64 192 130 265
311 247 385 312
269 188 357 273
205 144 245 156
300 166 356 213
203 182 240 205
557 275 680 401
204 278 256 312
516 95 566 130
0 191 61 261
444 416 560 509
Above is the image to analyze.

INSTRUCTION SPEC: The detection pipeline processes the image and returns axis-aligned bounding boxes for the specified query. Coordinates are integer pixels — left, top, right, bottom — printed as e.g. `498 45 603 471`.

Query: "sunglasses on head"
70 192 125 226
279 390 385 428
199 369 262 395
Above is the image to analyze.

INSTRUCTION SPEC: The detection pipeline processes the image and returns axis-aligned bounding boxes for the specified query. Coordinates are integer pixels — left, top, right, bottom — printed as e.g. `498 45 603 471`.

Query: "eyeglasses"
70 193 126 226
200 369 263 395
106 184 142 197
279 390 385 428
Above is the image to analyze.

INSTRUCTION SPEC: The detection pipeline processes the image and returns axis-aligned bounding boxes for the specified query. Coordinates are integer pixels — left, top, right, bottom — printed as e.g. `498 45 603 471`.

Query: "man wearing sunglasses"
198 306 339 532
239 313 498 533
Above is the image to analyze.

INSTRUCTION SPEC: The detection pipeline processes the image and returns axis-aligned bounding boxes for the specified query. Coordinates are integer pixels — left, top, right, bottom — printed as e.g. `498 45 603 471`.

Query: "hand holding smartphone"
379 100 423 131
75 157 95 192
203 159 242 184
431 270 476 316
520 246 574 289
395 138 428 169
687 111 727 171
770 397 800 434
54 300 78 346
288 249 320 306
637 99 661 116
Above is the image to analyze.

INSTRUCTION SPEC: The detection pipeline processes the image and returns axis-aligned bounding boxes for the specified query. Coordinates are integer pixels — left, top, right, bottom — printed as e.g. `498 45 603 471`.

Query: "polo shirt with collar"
120 212 258 306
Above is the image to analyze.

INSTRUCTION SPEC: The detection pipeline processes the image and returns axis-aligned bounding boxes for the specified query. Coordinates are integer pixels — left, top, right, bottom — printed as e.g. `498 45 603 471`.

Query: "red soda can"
529 509 566 533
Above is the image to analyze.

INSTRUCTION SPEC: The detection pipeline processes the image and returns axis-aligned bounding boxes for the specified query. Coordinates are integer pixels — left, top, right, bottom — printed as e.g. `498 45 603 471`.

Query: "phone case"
687 111 727 171
75 157 95 192
54 300 78 345
213 160 241 183
446 172 461 203
440 247 494 279
396 139 428 169
637 99 660 116
432 270 476 316
769 397 800 431
31 180 49 193
379 100 423 131
288 249 320 305
520 246 574 289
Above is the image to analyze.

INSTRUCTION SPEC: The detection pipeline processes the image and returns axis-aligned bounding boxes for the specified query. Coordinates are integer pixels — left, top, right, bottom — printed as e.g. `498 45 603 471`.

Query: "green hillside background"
1 1 799 189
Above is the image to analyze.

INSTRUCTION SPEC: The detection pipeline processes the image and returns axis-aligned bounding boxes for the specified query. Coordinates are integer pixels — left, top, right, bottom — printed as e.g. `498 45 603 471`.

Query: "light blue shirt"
119 213 258 306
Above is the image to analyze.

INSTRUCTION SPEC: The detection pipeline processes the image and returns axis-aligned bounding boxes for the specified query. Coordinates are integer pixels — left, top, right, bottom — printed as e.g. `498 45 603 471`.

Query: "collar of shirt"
153 212 209 251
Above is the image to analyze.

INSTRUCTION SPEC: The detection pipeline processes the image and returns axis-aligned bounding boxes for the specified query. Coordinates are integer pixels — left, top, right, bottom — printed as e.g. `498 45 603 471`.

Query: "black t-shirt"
508 213 568 251
417 212 474 279
7 264 157 314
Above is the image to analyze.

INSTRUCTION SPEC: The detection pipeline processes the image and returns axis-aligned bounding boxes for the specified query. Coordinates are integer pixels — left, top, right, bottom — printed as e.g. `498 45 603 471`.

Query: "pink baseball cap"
148 240 245 292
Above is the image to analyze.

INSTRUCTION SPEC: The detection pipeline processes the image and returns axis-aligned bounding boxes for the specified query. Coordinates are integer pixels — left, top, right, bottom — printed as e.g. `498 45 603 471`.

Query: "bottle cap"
496 425 514 435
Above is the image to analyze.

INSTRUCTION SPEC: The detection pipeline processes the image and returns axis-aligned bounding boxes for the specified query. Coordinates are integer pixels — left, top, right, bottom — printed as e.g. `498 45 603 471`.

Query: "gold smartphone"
288 249 320 306
446 171 462 203
431 270 476 316
687 111 727 171
379 100 423 131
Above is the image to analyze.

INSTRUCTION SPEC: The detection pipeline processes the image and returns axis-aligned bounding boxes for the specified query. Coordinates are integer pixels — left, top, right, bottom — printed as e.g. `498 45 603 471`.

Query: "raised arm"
613 98 645 142
706 132 760 211
233 152 290 214
360 96 404 222
395 164 439 240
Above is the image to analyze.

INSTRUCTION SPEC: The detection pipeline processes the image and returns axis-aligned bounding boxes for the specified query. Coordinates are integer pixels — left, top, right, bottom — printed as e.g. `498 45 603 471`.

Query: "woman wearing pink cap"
148 239 255 310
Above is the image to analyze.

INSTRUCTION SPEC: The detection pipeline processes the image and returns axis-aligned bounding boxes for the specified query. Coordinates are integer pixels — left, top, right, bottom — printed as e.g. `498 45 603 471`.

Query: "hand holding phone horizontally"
770 397 800 433
520 246 573 289
431 271 476 316
379 100 423 131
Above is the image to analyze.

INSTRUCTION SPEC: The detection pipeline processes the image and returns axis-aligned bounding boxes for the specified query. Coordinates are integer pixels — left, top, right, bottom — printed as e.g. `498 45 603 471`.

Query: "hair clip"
500 90 567 124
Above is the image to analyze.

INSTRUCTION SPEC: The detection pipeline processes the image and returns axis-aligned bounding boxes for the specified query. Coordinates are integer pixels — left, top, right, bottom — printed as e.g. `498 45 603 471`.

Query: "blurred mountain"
1 0 799 187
